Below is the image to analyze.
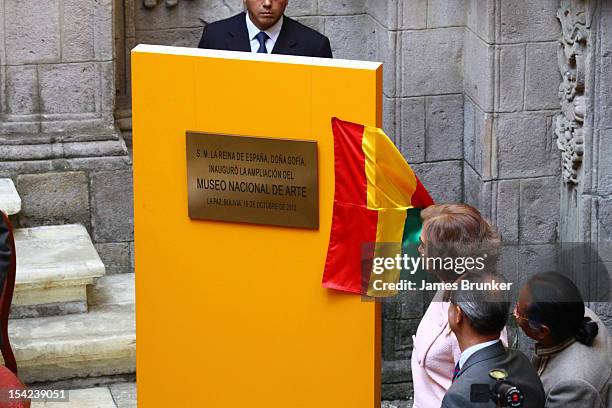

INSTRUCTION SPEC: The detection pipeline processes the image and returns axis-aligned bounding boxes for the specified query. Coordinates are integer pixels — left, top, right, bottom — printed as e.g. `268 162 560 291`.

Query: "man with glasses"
515 273 611 408
442 272 545 408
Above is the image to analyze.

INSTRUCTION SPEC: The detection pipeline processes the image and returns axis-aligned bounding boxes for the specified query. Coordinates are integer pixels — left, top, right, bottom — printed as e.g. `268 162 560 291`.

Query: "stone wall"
0 0 134 275
462 0 561 246
0 0 115 133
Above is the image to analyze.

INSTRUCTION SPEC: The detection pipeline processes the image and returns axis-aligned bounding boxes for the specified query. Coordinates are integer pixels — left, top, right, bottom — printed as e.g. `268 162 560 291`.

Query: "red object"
0 213 29 408
0 212 16 375
0 366 30 408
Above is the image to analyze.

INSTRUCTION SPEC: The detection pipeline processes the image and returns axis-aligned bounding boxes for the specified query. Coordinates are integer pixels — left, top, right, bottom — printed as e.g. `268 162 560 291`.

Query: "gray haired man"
442 272 545 408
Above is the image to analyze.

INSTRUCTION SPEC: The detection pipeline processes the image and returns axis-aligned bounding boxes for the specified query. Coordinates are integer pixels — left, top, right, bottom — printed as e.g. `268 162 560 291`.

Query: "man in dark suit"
442 272 545 408
198 0 332 58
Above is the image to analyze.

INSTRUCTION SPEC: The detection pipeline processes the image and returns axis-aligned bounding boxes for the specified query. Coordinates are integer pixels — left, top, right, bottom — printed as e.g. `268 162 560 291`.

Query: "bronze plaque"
186 131 319 229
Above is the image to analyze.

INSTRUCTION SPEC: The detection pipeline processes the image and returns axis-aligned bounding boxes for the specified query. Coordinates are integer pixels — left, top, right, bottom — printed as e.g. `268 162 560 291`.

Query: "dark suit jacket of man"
198 12 332 58
442 341 545 408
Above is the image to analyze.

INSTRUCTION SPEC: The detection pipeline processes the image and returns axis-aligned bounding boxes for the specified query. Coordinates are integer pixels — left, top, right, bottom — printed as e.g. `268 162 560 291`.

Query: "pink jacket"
411 296 508 408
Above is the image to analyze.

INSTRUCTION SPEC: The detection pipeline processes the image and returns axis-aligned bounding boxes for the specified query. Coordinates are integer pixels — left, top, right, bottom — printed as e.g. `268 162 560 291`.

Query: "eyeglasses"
512 305 529 322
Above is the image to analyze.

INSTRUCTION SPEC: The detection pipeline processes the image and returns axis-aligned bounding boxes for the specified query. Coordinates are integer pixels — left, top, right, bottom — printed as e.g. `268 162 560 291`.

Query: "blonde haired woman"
411 203 505 408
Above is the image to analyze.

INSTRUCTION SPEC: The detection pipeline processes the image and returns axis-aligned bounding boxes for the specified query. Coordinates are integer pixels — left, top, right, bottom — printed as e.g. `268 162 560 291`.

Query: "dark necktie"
452 361 460 382
255 31 269 54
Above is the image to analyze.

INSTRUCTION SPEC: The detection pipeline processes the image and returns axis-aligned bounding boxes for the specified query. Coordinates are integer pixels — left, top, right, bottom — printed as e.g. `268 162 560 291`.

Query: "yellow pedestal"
131 45 382 407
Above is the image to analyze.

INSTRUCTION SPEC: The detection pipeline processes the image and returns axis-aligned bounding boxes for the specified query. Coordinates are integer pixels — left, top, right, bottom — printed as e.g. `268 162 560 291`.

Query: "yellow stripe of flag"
362 125 418 210
366 208 408 297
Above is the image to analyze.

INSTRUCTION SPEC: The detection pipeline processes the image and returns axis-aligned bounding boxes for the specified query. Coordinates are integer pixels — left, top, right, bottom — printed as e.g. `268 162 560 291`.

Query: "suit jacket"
442 341 545 408
411 292 508 408
532 308 612 408
198 12 332 58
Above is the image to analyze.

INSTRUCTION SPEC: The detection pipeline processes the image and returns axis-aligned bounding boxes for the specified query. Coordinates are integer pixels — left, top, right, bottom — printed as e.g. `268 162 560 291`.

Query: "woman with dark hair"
410 203 505 408
515 272 612 408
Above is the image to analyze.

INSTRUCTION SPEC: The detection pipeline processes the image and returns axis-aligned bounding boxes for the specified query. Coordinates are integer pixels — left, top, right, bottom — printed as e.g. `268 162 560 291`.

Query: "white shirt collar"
458 339 501 370
245 12 283 43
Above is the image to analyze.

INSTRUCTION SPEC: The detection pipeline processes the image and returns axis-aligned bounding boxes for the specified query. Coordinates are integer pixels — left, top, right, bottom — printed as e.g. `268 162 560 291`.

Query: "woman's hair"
420 203 501 277
525 272 599 346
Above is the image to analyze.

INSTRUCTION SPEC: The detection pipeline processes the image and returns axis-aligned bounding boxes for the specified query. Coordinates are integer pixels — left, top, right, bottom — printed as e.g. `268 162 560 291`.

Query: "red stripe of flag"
411 177 434 208
330 117 367 206
322 118 378 294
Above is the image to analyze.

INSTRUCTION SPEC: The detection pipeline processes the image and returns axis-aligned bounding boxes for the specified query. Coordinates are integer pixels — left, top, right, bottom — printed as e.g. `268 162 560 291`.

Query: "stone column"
463 0 562 250
592 1 612 251
367 0 465 206
555 0 612 243
556 0 595 242
556 0 612 326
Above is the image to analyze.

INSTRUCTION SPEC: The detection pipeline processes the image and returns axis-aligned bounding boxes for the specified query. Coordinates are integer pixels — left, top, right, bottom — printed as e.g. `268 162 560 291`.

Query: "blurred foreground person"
442 272 545 408
516 272 612 408
0 213 9 290
0 366 30 408
411 204 505 407
0 213 29 408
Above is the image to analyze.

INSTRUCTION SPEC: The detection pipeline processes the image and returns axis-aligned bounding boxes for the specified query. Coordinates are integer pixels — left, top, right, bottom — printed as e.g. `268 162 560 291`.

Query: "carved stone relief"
144 0 178 8
555 0 594 184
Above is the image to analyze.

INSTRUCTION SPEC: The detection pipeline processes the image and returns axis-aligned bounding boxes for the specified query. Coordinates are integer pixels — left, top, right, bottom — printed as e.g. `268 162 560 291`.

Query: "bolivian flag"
322 117 434 296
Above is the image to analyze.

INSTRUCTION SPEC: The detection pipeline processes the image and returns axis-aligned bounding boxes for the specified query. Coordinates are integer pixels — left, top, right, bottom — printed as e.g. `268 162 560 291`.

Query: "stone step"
0 178 21 215
0 128 122 146
382 401 413 408
29 382 136 408
31 387 117 408
7 273 135 383
107 382 137 408
31 382 136 408
12 224 105 319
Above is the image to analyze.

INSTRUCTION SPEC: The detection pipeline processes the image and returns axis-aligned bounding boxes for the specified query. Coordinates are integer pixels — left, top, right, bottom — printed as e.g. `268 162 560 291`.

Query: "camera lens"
497 383 524 407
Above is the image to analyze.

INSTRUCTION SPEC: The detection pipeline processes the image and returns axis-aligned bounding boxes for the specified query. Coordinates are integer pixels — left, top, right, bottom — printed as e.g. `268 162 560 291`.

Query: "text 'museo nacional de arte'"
186 132 319 229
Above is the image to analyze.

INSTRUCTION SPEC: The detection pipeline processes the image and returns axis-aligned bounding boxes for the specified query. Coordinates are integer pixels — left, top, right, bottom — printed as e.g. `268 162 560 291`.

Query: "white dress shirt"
245 13 283 54
458 339 501 370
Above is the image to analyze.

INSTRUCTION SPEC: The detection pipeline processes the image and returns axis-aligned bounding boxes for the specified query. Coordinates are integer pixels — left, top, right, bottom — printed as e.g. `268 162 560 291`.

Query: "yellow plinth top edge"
132 43 383 70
